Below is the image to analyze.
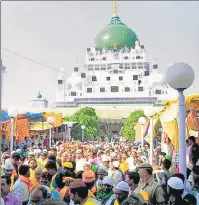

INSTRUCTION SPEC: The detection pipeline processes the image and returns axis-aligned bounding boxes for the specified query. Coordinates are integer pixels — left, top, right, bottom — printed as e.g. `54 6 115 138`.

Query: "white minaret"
56 68 65 102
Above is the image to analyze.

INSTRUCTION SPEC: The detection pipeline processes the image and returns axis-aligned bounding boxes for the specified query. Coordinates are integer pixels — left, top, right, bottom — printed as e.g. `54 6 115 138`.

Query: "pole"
150 117 153 165
68 127 71 142
141 124 144 149
0 59 2 199
49 124 52 148
178 90 187 179
82 129 84 142
10 117 14 152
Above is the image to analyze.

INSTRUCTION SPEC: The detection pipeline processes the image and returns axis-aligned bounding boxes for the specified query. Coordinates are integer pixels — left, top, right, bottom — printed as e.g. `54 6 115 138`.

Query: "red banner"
15 118 29 142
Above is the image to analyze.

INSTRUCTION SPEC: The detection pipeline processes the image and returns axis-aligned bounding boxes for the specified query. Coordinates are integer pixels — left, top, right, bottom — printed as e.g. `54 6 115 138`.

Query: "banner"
30 122 50 131
1 120 11 140
15 118 29 142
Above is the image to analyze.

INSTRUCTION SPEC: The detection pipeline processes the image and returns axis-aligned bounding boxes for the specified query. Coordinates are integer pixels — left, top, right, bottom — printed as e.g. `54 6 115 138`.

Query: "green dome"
95 16 137 50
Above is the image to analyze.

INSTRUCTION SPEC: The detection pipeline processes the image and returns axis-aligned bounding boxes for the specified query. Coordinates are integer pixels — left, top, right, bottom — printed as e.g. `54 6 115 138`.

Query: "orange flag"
15 118 29 142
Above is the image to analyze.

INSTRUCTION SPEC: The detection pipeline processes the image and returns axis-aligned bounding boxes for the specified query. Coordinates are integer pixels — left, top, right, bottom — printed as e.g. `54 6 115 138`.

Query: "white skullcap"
76 149 82 154
110 152 116 158
98 166 108 173
88 159 94 164
101 155 110 162
83 162 91 166
112 161 120 168
167 177 184 190
103 176 114 186
4 162 13 170
28 151 34 156
115 181 130 192
5 159 11 164
34 149 41 154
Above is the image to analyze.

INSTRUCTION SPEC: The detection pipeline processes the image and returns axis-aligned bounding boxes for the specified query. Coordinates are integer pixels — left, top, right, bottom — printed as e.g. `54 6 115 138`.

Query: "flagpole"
0 58 2 199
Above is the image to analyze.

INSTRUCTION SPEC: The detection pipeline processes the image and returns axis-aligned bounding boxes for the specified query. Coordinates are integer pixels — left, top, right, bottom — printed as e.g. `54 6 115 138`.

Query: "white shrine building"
31 2 177 135
52 2 176 109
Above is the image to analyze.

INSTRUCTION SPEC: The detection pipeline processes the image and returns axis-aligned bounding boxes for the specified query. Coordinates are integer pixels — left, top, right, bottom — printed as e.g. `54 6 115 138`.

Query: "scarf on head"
96 190 114 202
19 175 32 192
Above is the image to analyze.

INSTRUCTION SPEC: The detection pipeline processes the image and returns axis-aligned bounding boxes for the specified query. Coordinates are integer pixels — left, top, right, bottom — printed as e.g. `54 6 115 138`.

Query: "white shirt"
126 157 136 171
75 158 87 172
1 197 5 205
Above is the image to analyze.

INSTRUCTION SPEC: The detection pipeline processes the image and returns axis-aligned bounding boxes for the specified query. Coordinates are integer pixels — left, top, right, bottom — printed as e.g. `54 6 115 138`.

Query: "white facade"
53 4 177 108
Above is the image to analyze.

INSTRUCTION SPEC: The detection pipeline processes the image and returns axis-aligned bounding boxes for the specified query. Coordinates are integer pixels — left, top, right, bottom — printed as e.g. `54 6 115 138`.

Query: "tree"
121 110 145 141
64 107 99 140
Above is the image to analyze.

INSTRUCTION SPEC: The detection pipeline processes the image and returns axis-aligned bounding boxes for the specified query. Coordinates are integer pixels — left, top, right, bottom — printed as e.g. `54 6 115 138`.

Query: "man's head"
40 172 52 187
70 179 88 204
97 166 108 180
35 168 43 181
159 152 166 160
115 181 130 204
31 186 48 205
117 154 122 162
76 149 82 159
4 162 14 177
101 155 110 168
19 165 30 177
102 176 114 193
137 163 153 181
125 171 140 188
11 152 20 166
45 160 57 176
1 175 11 197
189 136 196 145
62 152 70 162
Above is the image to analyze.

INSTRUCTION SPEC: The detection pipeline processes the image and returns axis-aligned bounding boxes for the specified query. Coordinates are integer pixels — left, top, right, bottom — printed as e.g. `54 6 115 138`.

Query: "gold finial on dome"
113 1 118 17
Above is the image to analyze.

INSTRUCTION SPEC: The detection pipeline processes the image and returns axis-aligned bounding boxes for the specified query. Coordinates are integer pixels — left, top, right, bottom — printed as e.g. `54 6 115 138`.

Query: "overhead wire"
1 48 64 73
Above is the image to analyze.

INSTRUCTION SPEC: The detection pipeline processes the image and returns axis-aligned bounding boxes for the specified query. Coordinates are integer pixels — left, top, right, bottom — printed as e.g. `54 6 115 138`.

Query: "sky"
1 1 199 108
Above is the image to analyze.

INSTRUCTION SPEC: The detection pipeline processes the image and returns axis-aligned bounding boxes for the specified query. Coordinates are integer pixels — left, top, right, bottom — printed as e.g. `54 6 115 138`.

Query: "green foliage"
64 107 99 140
121 110 145 141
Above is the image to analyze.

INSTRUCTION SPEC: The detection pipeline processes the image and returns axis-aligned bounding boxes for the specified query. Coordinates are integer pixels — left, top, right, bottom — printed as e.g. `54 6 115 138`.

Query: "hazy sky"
1 1 199 108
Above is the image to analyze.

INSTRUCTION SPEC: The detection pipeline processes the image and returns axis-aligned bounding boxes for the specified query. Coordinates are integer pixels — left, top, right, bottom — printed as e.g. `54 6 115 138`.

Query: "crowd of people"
1 135 199 205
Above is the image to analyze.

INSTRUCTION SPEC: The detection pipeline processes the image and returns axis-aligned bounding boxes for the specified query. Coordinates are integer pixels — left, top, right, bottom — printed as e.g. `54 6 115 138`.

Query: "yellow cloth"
50 174 56 191
139 191 149 201
113 199 119 205
10 175 15 191
88 190 96 199
29 168 38 187
119 161 129 173
35 158 41 168
83 199 99 205
161 119 179 151
40 159 48 171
